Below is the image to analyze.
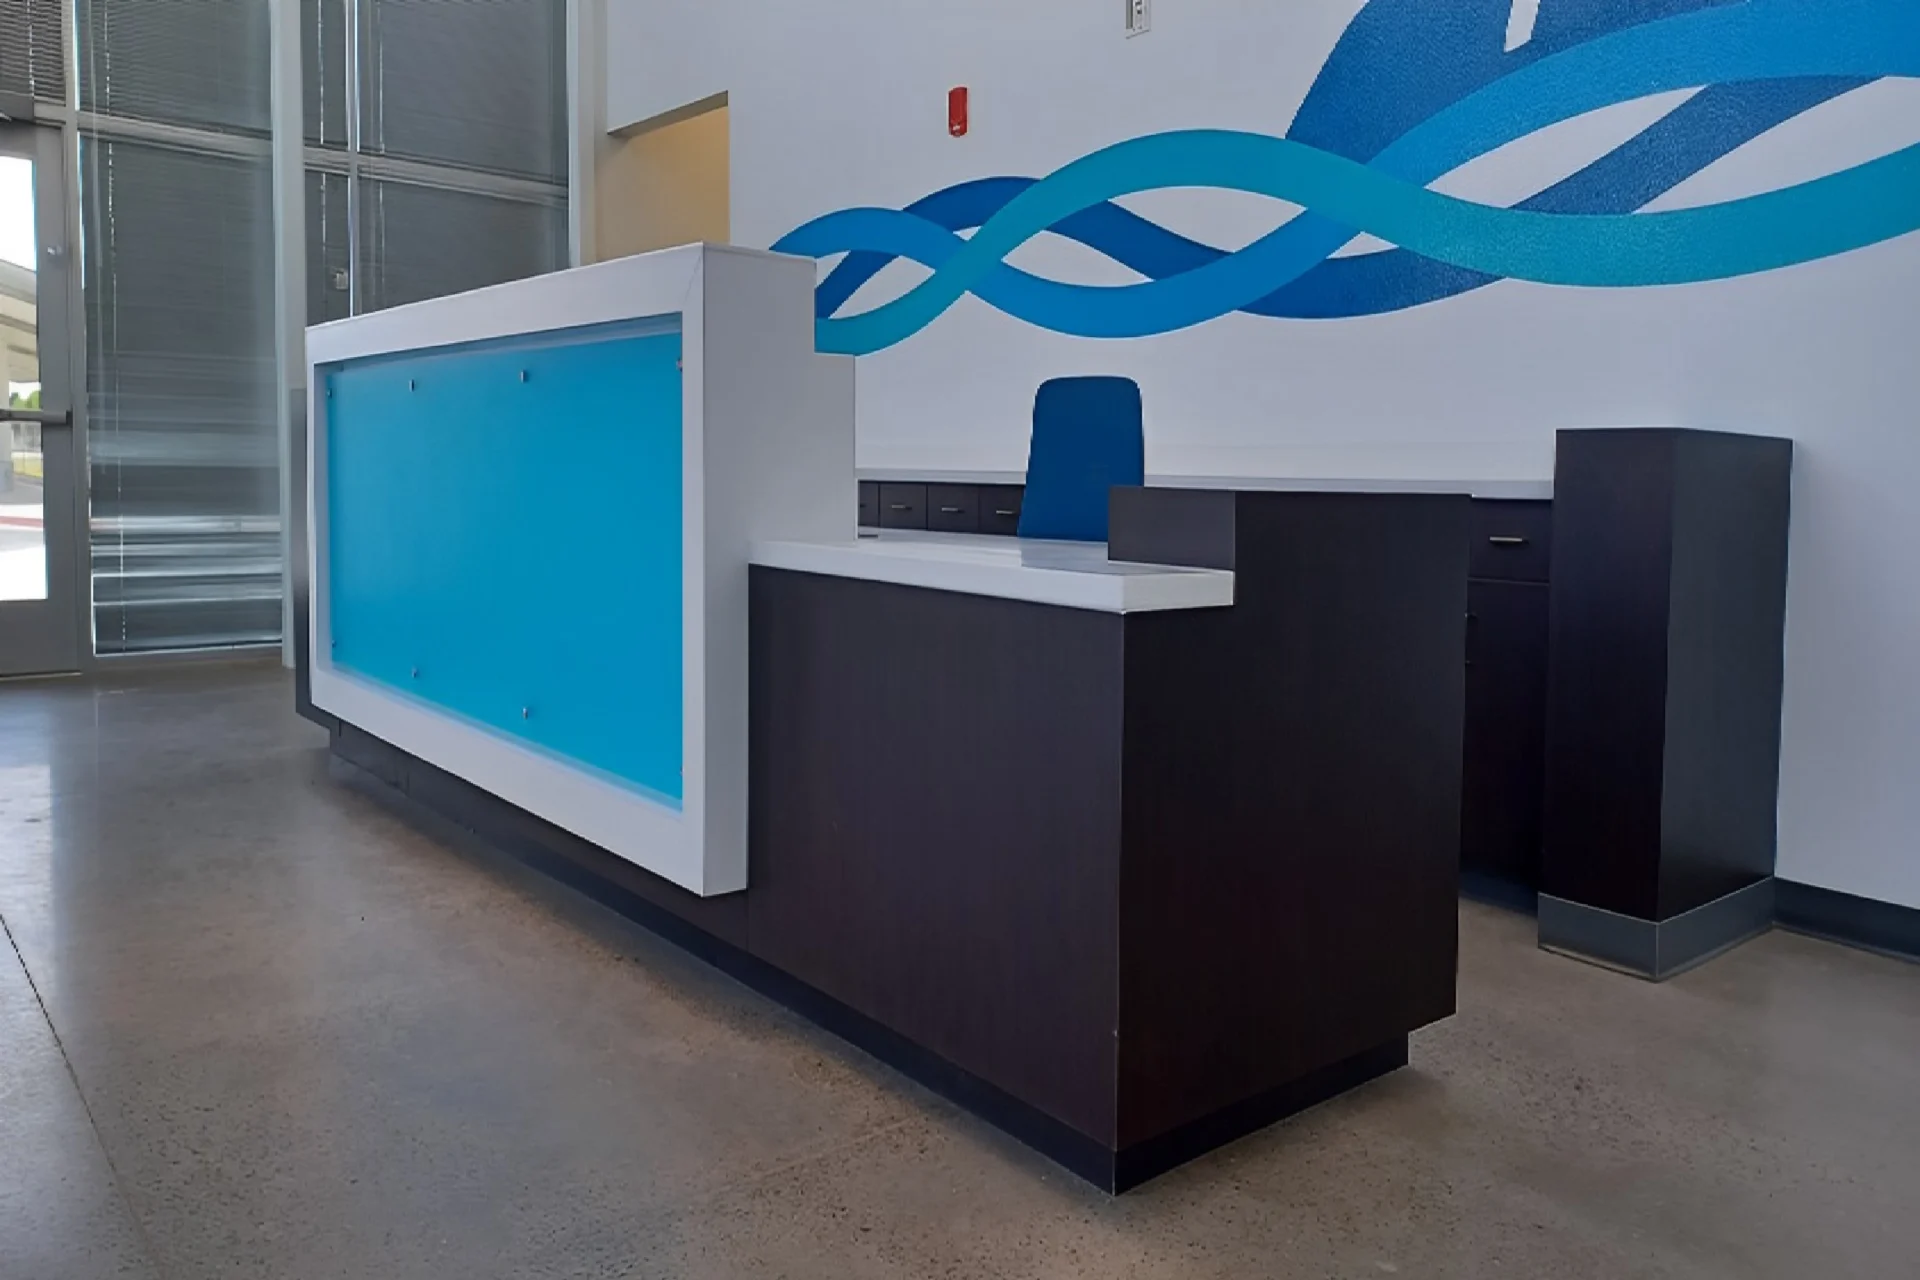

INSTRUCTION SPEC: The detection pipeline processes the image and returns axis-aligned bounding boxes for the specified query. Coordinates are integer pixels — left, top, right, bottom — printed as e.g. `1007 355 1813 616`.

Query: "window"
75 0 280 653
35 0 571 654
304 0 570 325
82 138 282 651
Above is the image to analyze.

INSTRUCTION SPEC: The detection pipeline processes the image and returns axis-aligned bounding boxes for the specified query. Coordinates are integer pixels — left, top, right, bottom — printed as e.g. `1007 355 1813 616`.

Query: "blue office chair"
1017 376 1145 543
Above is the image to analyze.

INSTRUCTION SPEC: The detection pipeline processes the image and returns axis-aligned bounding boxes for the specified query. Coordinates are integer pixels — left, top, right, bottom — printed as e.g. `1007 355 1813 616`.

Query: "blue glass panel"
326 317 684 806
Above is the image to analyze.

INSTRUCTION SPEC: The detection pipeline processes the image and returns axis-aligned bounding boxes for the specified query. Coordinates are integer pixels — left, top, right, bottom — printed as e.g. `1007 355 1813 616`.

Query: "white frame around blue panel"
307 245 856 896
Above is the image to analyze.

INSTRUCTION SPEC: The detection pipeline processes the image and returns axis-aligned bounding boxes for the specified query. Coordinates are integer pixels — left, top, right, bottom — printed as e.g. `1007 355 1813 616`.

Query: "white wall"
605 0 1920 910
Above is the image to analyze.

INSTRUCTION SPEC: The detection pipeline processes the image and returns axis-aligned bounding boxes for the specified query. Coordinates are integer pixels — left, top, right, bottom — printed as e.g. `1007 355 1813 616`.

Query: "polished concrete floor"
2 664 1917 1279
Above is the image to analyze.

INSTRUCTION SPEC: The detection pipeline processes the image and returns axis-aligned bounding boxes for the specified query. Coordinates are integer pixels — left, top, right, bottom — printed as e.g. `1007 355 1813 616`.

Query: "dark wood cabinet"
1459 500 1554 905
1462 578 1550 896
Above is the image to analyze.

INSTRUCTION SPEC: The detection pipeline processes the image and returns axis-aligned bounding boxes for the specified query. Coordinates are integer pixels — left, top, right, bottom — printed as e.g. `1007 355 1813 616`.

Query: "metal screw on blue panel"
409 379 416 391
519 370 528 383
411 666 420 679
521 707 531 720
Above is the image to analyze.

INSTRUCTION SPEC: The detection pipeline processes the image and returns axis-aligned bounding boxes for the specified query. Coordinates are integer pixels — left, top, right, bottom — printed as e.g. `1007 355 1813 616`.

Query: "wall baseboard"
1776 880 1920 965
1539 878 1777 981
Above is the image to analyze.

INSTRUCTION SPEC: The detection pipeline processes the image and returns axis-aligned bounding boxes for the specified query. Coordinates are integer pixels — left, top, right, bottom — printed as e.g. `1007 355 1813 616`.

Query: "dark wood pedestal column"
1540 428 1793 979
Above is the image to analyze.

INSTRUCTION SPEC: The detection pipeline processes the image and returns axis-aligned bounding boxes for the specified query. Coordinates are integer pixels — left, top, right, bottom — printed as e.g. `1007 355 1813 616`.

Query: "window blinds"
0 0 64 105
358 177 565 313
82 139 283 653
363 0 568 181
76 0 271 135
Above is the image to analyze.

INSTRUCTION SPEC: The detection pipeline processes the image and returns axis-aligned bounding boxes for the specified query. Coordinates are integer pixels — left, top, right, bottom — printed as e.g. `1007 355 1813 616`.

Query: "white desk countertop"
750 531 1235 614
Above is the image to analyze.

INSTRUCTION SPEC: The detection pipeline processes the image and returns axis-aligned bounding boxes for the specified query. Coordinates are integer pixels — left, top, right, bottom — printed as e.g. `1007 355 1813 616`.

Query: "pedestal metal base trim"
1539 878 1776 981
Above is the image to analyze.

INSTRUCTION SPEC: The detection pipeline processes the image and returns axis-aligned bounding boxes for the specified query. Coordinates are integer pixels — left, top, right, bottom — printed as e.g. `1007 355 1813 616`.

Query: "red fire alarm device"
948 86 969 137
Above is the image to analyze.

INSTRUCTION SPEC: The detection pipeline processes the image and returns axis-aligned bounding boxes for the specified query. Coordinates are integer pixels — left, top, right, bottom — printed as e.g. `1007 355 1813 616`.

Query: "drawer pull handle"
938 505 964 514
993 509 1017 518
889 503 913 511
1488 536 1530 547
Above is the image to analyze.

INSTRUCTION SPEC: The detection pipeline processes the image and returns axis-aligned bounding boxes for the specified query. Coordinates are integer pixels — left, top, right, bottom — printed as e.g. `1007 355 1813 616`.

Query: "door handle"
0 408 71 427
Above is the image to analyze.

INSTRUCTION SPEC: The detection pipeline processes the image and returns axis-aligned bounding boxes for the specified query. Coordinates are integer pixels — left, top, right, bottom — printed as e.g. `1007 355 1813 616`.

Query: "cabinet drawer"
858 481 880 528
978 485 1025 537
879 483 928 530
1470 500 1553 583
927 484 981 533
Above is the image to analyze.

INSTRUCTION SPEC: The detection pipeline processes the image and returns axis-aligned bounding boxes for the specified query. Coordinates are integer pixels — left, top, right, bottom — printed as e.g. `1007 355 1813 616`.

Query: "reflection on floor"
1 664 1916 1279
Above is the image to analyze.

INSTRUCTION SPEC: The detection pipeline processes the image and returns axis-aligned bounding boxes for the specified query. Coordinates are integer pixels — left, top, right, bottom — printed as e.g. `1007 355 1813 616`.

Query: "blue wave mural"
772 0 1920 356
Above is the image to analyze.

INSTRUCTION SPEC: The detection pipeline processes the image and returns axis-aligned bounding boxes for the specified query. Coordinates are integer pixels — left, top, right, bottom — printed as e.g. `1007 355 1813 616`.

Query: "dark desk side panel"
1115 492 1468 1148
748 570 1127 1146
1109 486 1237 570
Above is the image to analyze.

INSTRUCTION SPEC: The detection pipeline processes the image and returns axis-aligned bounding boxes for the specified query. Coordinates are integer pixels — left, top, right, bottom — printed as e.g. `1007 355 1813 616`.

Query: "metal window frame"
305 0 573 317
18 0 575 667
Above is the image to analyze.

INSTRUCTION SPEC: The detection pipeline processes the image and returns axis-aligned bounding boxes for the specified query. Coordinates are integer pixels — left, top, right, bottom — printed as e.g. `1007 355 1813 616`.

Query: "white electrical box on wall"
1126 0 1151 38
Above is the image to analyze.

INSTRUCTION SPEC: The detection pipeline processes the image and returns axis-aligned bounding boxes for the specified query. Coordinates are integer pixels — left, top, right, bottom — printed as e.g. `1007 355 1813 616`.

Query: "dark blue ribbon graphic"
773 0 1920 355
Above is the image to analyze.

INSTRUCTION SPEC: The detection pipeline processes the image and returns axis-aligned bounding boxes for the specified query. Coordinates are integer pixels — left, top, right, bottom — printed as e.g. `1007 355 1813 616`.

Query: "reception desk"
302 248 1469 1190
305 244 853 895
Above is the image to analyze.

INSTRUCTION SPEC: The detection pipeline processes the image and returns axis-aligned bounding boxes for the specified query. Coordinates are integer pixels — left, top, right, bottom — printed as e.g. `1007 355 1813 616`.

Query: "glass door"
0 121 81 675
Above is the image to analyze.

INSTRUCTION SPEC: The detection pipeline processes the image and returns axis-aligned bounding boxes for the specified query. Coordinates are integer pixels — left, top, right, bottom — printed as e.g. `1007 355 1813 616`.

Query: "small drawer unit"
879 483 929 530
926 484 981 533
1470 500 1553 583
858 481 880 528
1460 497 1554 901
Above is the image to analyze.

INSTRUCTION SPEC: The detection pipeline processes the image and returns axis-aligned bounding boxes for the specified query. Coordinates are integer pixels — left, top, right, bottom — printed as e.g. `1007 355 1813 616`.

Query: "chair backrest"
1017 376 1145 542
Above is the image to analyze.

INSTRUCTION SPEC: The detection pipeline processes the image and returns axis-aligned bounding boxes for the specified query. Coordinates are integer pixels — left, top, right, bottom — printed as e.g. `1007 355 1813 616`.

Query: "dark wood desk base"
328 722 1408 1192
